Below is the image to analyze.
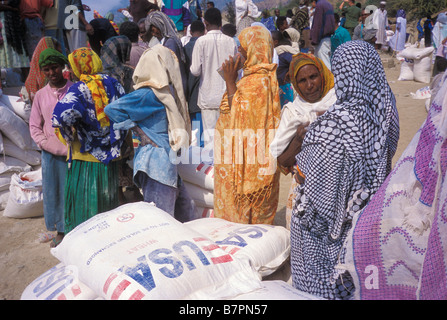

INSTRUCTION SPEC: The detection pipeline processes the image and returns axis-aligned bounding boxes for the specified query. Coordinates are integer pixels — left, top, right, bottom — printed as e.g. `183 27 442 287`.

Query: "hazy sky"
82 0 128 22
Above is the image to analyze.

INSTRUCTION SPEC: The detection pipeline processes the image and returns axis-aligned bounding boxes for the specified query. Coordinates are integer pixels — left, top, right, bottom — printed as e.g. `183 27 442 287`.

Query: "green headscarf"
39 48 69 69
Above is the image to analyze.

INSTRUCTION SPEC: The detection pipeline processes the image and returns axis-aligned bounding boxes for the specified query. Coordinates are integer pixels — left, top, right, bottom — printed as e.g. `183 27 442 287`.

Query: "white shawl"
270 88 336 159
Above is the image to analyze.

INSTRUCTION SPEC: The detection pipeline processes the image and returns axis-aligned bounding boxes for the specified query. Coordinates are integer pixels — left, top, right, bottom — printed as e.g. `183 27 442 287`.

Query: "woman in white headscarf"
104 44 196 222
433 12 447 51
235 0 262 35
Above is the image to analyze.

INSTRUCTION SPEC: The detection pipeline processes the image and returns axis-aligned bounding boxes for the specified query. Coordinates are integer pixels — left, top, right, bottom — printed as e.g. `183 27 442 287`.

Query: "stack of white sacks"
21 201 324 300
0 91 43 217
177 146 215 218
397 43 435 83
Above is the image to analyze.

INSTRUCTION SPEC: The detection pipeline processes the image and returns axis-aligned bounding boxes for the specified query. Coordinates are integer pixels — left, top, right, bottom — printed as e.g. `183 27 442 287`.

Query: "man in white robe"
373 1 388 49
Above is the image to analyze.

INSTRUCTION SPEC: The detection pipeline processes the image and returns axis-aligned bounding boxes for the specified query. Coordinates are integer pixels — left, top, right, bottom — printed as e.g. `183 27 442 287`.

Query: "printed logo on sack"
116 213 135 223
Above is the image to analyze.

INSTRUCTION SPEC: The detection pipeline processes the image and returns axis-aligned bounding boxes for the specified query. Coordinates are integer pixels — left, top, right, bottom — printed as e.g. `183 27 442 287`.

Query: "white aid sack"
3 169 43 218
0 130 3 153
0 172 13 192
178 162 214 191
0 156 32 175
195 206 214 218
414 56 433 83
51 202 262 300
183 181 214 208
0 190 9 211
399 46 434 60
0 94 31 122
0 104 38 150
398 58 414 81
230 281 325 300
2 137 41 166
21 263 98 300
185 218 290 277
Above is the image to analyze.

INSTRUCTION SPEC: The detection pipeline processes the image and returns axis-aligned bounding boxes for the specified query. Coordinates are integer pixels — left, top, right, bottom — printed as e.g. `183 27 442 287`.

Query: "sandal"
50 233 64 248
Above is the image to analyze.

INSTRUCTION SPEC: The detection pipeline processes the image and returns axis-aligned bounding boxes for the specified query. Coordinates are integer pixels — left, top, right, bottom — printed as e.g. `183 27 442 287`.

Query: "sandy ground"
0 51 430 300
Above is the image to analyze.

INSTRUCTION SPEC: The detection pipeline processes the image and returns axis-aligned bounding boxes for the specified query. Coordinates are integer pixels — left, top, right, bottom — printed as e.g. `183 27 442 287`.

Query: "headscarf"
94 10 120 34
396 9 406 19
132 44 191 151
290 40 399 299
229 26 281 207
39 48 69 69
289 53 334 102
296 40 399 241
145 11 185 63
25 37 60 101
239 25 274 72
100 36 133 91
68 47 110 127
293 7 309 32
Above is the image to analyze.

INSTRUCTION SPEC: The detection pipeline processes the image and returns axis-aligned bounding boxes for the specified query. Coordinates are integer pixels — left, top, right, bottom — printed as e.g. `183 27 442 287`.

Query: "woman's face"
150 25 162 40
296 64 323 103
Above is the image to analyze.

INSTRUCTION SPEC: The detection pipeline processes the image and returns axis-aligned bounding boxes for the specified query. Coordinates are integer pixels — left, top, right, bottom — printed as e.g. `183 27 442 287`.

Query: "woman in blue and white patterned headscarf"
290 40 400 300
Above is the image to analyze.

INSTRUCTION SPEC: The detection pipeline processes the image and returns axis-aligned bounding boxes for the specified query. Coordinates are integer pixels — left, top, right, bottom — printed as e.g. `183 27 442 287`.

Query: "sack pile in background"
0 92 42 216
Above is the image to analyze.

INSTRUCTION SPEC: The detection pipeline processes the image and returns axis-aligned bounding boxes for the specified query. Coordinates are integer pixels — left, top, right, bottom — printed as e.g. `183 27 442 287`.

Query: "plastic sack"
185 218 290 277
0 156 32 175
0 104 38 150
21 263 98 300
0 94 31 122
413 56 433 83
2 136 41 166
178 162 214 192
51 202 262 300
230 281 325 300
398 58 414 81
0 190 9 211
183 181 214 208
3 169 43 218
410 86 431 100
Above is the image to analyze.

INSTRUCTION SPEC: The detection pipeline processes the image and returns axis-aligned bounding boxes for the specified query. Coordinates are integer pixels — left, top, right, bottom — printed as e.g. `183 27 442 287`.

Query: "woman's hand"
221 54 241 107
221 54 241 86
277 122 309 168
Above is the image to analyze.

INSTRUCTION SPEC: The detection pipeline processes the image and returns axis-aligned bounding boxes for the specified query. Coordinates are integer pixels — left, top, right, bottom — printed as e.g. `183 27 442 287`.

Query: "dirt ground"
0 51 430 300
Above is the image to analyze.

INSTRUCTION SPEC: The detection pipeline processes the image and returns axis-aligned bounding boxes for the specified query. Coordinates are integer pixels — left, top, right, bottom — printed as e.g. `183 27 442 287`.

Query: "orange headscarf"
25 37 59 101
68 47 110 127
289 52 334 102
214 26 281 224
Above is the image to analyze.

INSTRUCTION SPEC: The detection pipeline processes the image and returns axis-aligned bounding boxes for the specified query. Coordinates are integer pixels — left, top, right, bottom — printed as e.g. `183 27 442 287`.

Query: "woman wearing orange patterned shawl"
214 25 281 224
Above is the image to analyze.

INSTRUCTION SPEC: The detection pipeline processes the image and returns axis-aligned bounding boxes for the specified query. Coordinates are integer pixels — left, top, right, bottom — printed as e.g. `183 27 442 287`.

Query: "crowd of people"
1 0 447 301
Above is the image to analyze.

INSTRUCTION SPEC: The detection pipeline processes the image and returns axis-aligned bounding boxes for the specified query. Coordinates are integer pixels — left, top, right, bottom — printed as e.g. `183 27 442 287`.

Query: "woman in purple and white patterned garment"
340 70 447 300
290 41 400 300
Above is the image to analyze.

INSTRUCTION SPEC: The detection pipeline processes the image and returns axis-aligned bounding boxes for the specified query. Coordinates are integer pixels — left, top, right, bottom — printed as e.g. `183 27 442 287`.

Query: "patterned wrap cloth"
290 41 399 299
340 71 447 300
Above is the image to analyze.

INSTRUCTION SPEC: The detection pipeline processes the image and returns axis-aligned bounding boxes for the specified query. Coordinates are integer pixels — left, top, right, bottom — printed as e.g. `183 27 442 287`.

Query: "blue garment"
279 83 295 108
190 111 204 147
52 74 127 165
261 16 277 32
135 172 198 222
104 87 178 188
331 26 351 54
41 150 67 233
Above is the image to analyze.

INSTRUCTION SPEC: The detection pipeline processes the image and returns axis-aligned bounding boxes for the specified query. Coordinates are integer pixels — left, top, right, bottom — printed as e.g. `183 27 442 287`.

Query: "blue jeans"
135 171 198 223
41 150 67 233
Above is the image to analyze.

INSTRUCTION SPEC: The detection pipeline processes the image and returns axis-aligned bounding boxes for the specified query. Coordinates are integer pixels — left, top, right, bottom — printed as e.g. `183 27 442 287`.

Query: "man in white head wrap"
373 1 388 49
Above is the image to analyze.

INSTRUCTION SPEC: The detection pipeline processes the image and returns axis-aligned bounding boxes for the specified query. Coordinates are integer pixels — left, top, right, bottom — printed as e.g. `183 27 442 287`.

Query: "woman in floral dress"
52 47 127 233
